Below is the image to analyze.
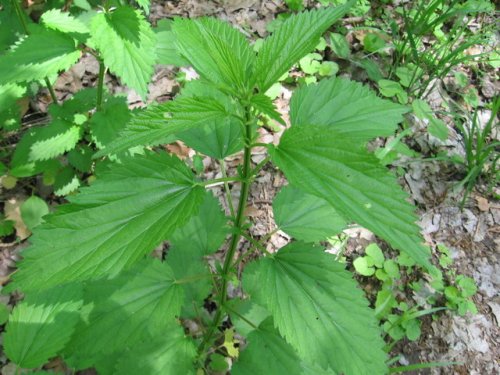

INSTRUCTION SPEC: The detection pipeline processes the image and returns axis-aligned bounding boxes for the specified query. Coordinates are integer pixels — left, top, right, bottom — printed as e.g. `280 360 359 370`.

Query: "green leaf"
167 191 228 317
270 126 431 269
89 6 156 98
135 0 151 14
232 318 304 375
290 77 408 141
255 3 353 91
0 28 81 85
412 99 432 120
40 9 89 35
68 145 93 173
90 96 131 149
93 103 175 157
97 88 242 158
365 243 384 268
428 117 449 141
154 19 188 66
273 185 346 242
363 33 386 53
65 259 183 368
20 196 49 231
329 32 350 59
4 283 83 368
28 120 83 161
0 303 9 325
250 93 285 125
114 323 197 375
7 152 205 293
353 257 375 276
243 242 387 374
172 17 255 94
53 166 80 196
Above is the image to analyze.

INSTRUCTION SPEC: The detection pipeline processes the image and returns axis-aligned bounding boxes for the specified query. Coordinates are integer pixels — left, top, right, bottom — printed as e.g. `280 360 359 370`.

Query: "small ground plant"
2 2 450 374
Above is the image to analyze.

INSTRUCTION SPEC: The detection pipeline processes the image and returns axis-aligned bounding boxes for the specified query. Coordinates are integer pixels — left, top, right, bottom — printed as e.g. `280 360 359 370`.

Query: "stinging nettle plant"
4 1 435 374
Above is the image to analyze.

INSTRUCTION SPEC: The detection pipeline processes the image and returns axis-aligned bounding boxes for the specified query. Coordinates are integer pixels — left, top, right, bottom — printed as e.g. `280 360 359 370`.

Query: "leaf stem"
96 60 106 111
250 155 271 178
198 176 241 187
222 303 258 330
44 77 59 105
197 101 254 357
220 160 236 218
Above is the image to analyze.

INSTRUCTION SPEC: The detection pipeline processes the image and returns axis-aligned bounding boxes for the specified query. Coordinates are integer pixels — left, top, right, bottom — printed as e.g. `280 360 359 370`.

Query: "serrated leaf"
89 96 131 149
53 166 80 196
290 77 408 141
4 283 83 368
0 28 81 85
168 191 228 317
243 242 387 374
115 323 197 375
232 318 303 375
7 152 205 293
255 3 353 91
20 196 49 231
67 145 93 173
29 120 83 162
0 83 26 109
135 0 151 14
65 259 183 367
172 17 255 94
270 125 431 268
89 6 156 98
48 88 96 120
96 91 241 158
40 9 89 35
250 93 285 125
155 19 188 66
273 185 346 242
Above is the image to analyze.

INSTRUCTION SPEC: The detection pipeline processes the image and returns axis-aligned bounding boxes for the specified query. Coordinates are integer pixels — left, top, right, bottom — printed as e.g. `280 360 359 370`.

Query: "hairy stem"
199 176 241 187
96 60 106 111
197 102 254 357
44 78 59 105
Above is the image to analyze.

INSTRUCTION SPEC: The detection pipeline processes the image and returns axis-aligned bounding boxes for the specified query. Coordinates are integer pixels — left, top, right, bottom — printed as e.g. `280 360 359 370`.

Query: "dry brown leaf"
476 196 490 212
4 197 30 240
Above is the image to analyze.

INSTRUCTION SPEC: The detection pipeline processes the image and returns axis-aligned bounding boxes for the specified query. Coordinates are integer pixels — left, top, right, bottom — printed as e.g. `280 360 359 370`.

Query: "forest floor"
0 1 498 374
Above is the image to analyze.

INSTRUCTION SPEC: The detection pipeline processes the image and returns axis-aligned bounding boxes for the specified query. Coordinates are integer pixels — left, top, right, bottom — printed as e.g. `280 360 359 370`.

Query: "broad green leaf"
53 166 80 196
353 256 375 276
0 83 26 110
40 9 89 35
168 191 228 317
65 259 183 367
10 122 80 177
270 126 431 268
0 1 27 53
290 77 408 141
28 120 83 161
7 152 205 293
4 283 83 368
155 19 188 66
255 3 353 91
250 93 285 125
228 299 270 337
329 32 350 58
96 91 241 158
21 196 49 231
428 117 449 141
177 81 244 158
89 6 156 98
93 103 175 157
273 185 346 242
243 242 387 374
114 323 197 375
0 28 81 85
232 318 303 375
48 87 96 121
172 17 255 94
89 96 131 149
67 145 93 173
